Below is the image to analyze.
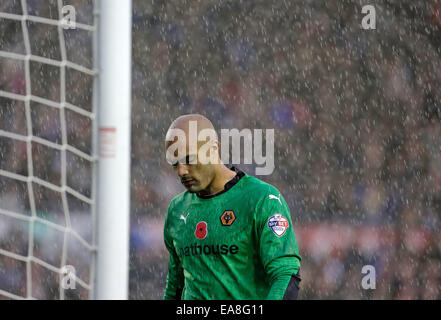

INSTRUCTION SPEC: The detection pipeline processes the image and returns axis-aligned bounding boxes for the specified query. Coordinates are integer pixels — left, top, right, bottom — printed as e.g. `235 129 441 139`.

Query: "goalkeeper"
163 114 301 300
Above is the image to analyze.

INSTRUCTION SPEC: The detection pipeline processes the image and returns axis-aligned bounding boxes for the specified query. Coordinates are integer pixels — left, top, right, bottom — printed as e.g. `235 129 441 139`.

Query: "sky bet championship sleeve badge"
267 214 289 237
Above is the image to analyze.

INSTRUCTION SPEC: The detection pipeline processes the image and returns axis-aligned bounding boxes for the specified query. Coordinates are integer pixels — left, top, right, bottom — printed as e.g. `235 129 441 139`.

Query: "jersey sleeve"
254 187 301 299
163 203 185 300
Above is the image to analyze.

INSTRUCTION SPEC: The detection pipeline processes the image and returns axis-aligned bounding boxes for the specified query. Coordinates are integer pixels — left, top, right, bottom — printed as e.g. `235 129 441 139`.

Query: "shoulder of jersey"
241 175 282 200
167 191 191 216
237 176 280 209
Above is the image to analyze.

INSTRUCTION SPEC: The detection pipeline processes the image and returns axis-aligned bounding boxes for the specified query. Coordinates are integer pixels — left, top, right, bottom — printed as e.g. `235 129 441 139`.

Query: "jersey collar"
196 166 245 199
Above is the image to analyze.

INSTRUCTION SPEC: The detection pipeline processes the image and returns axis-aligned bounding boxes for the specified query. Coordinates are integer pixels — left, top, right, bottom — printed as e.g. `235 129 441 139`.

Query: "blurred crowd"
1 0 441 299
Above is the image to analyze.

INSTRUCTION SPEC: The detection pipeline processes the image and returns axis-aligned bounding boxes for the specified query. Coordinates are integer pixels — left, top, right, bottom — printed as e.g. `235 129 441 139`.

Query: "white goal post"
95 0 132 300
0 0 132 300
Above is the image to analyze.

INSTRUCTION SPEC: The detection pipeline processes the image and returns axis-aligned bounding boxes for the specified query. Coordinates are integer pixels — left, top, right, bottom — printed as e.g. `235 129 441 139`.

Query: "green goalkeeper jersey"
163 167 301 300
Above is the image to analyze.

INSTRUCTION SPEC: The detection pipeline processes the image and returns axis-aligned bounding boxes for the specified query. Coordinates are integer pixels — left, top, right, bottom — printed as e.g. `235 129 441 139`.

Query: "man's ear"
212 140 220 152
210 140 221 164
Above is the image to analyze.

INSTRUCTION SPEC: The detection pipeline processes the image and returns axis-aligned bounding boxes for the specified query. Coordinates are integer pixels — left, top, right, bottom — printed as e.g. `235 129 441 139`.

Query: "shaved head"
165 114 223 194
165 114 218 144
165 114 219 164
168 114 216 133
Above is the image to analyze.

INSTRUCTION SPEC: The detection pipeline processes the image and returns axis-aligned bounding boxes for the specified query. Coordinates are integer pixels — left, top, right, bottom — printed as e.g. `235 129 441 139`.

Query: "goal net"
0 0 99 300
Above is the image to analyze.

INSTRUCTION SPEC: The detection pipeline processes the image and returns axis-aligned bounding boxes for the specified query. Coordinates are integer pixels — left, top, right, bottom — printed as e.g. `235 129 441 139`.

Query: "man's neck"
198 165 237 196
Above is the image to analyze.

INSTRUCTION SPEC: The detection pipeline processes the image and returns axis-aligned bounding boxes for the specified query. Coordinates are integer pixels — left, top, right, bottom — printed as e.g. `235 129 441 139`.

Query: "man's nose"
177 164 189 177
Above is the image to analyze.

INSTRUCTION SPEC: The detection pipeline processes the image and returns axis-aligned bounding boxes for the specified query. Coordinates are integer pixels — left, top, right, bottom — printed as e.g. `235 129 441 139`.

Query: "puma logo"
268 194 282 205
180 212 190 224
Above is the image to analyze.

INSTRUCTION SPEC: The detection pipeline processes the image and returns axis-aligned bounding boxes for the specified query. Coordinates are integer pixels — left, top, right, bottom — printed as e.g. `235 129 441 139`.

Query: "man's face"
165 138 216 193
172 154 216 193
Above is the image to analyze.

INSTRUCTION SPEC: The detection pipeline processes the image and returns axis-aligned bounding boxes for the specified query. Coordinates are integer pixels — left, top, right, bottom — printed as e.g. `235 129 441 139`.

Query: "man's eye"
169 155 197 166
187 155 197 164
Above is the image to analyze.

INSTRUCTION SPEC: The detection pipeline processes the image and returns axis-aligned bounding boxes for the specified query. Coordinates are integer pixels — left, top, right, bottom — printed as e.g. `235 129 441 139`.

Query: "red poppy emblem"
195 221 207 239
